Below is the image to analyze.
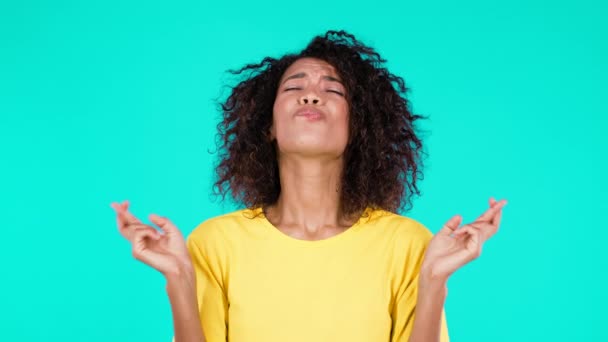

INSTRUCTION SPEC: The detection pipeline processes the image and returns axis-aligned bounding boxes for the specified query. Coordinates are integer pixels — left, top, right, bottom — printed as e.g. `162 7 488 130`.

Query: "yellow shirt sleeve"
186 232 228 341
389 222 450 342
390 273 450 341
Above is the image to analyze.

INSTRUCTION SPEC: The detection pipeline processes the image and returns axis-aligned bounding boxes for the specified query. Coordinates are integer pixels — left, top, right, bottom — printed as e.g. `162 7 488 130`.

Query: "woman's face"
270 57 349 158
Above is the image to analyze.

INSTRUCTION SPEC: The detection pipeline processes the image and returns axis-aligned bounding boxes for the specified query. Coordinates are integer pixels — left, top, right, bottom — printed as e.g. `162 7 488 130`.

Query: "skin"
111 201 203 342
111 57 507 342
265 57 356 239
411 197 506 342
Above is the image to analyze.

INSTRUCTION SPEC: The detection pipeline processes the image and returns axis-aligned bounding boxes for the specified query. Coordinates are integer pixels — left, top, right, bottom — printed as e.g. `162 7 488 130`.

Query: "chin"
277 142 345 158
276 132 347 155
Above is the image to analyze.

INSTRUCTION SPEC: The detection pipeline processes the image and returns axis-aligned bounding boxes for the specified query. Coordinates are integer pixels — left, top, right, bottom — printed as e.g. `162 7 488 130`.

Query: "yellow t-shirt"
180 206 449 342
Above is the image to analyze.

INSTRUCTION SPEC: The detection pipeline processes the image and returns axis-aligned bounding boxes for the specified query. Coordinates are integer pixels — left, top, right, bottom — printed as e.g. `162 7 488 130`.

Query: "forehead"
280 58 339 81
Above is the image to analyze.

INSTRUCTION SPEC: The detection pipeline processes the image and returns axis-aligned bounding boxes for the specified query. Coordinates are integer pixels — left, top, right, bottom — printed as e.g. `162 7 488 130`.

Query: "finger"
132 229 161 261
112 202 142 232
453 224 478 236
111 200 138 223
466 219 500 240
118 206 141 225
476 199 507 222
438 215 463 236
149 214 181 236
454 224 485 244
487 197 504 227
492 206 503 227
453 225 484 255
116 217 157 243
110 200 130 213
111 202 130 236
131 225 162 239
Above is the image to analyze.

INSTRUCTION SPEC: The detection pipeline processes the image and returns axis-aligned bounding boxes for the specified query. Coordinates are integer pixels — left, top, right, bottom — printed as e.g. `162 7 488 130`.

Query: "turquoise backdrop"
1 0 606 341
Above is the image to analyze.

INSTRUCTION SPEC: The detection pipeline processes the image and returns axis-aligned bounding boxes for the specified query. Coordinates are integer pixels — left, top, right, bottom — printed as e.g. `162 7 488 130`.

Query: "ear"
268 123 276 141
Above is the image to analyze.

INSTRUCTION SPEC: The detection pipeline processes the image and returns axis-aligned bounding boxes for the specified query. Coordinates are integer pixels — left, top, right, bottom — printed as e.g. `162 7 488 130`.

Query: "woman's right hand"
111 200 192 276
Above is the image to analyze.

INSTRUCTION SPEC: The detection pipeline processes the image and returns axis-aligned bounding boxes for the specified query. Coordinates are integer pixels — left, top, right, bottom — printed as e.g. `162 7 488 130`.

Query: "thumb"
438 215 462 236
149 214 180 235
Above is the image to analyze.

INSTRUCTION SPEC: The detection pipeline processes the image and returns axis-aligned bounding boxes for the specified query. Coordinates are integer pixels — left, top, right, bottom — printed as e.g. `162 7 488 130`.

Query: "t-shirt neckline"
248 206 374 247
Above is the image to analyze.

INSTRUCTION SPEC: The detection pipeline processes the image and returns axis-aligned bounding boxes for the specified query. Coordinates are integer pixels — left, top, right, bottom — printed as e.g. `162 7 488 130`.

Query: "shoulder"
362 210 433 258
366 209 436 277
186 207 261 248
363 209 433 243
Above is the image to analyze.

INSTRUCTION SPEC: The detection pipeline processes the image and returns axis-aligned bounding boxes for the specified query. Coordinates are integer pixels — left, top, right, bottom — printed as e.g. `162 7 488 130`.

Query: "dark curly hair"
213 30 427 217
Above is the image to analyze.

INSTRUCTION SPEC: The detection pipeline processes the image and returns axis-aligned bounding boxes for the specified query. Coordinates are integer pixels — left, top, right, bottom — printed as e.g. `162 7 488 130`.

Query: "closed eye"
327 90 345 96
284 87 301 92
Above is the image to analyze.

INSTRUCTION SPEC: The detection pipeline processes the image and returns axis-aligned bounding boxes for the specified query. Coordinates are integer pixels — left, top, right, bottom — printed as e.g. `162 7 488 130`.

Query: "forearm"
408 271 447 342
166 265 206 342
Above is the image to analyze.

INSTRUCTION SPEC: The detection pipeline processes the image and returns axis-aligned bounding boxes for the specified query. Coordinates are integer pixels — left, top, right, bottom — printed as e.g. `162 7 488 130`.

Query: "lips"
294 107 325 120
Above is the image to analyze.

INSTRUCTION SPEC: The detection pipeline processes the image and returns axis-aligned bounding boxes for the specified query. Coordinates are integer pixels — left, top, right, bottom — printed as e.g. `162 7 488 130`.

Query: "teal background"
1 0 606 341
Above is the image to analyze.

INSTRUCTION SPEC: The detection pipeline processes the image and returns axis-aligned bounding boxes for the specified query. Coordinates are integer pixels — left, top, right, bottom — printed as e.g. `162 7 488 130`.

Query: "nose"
298 93 321 105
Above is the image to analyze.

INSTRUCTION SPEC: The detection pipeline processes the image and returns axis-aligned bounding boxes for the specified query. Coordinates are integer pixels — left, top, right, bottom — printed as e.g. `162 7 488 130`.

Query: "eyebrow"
281 72 343 85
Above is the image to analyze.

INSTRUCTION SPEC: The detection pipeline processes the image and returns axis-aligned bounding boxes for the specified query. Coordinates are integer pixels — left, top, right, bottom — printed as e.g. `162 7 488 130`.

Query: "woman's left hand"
420 197 507 283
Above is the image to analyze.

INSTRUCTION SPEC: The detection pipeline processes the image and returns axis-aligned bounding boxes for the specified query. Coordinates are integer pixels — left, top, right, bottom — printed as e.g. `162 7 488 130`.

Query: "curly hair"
212 30 426 217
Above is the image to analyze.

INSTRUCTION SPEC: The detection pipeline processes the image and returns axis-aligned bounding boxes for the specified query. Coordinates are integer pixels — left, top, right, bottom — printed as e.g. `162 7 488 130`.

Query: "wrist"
417 277 448 307
164 259 195 285
419 266 448 294
420 261 451 282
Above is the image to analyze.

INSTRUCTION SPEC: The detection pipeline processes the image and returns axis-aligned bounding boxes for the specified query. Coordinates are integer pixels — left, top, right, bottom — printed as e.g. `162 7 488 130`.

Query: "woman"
111 30 506 342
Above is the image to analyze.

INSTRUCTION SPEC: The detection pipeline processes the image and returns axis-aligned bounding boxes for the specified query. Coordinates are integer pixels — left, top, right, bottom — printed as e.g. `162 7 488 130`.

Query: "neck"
265 154 356 235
